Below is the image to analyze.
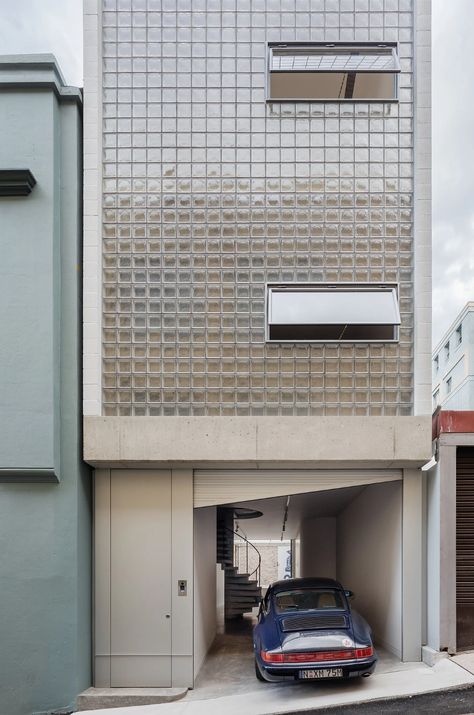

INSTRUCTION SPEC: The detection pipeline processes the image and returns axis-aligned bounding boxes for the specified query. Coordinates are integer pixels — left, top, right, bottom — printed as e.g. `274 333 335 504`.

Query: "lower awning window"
266 284 401 343
267 43 400 102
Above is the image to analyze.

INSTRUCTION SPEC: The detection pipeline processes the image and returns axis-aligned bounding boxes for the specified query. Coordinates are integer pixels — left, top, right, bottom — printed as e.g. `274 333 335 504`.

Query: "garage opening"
193 475 403 694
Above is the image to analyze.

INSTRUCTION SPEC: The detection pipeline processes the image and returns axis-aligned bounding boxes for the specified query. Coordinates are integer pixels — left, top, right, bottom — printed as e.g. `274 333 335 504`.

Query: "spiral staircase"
216 506 263 619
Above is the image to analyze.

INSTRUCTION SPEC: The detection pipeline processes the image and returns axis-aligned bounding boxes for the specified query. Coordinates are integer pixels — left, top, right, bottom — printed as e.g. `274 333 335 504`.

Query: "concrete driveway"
78 620 474 715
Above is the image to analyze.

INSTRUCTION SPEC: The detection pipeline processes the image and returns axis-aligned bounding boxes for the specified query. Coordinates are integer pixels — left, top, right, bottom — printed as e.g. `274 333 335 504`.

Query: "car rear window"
274 588 346 613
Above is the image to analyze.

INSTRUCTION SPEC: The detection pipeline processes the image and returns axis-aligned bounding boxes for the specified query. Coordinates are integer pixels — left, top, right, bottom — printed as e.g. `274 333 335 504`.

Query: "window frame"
265 282 401 344
445 341 450 362
266 41 400 103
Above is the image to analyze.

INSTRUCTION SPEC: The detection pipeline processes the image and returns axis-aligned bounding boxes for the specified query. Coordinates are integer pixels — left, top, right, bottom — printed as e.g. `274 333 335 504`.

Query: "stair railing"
226 526 261 588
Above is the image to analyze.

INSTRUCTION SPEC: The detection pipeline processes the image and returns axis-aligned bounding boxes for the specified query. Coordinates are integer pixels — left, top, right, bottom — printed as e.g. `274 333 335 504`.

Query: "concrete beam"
84 415 432 469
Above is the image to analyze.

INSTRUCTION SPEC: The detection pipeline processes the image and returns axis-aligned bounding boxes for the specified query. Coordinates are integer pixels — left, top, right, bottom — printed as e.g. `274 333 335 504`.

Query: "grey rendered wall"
0 90 60 479
193 507 217 678
0 80 91 714
300 517 337 580
337 481 402 657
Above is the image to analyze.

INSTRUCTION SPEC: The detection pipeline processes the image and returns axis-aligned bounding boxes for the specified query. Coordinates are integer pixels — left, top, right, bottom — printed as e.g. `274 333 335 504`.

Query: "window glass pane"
269 288 400 326
274 589 346 613
267 285 400 343
269 71 396 101
271 49 398 73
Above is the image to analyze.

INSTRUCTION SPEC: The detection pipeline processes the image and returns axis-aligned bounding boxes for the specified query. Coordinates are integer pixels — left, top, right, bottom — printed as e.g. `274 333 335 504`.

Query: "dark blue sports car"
253 577 377 682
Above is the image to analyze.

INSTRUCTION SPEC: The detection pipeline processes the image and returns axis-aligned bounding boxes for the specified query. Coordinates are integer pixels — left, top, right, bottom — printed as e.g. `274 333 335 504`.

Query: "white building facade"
432 303 474 411
83 0 432 690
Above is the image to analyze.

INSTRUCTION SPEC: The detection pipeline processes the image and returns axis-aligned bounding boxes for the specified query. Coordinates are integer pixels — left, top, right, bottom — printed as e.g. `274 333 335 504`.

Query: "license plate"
299 668 343 679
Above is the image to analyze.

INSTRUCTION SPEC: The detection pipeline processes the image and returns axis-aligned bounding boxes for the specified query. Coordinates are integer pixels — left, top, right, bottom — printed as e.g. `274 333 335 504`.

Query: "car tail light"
261 646 373 664
261 650 285 663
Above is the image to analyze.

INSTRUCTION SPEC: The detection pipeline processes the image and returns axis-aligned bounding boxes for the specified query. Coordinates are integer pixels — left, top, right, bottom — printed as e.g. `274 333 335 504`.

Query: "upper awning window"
267 43 400 102
266 284 401 343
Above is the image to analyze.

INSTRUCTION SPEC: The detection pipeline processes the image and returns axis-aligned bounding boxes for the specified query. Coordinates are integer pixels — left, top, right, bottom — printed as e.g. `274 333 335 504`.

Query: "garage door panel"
193 469 402 507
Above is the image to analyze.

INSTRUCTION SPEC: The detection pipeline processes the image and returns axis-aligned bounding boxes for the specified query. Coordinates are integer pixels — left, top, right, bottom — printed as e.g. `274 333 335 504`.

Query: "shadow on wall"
337 482 402 658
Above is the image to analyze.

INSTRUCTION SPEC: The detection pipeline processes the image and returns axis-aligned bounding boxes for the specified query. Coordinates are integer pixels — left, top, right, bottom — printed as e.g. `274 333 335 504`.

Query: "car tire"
255 659 266 682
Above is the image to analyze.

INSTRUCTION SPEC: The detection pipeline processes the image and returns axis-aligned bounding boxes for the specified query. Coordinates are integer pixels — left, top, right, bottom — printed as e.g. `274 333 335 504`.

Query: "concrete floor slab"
77 688 187 711
77 620 474 715
186 626 421 702
451 651 474 675
77 659 474 715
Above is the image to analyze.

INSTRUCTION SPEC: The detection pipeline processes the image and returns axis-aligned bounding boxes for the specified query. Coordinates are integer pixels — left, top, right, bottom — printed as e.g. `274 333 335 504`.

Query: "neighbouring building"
83 0 432 694
0 56 90 715
428 306 474 657
428 411 474 654
432 303 474 411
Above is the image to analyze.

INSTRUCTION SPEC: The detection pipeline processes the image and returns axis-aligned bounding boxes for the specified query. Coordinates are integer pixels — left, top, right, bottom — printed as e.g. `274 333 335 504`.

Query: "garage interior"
193 473 405 695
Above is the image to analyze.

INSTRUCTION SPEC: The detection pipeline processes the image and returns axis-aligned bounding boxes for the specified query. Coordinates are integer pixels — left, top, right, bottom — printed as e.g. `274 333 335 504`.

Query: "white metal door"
109 469 172 687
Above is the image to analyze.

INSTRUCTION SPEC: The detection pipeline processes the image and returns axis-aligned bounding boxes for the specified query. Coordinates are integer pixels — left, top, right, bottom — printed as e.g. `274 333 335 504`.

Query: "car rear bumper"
256 657 377 683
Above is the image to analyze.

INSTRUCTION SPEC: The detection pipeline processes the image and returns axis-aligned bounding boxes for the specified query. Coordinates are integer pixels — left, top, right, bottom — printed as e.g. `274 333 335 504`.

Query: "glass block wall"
101 0 414 417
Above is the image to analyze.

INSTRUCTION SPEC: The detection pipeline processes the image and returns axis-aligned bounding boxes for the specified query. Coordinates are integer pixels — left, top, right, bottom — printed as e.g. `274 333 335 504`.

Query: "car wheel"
255 659 266 682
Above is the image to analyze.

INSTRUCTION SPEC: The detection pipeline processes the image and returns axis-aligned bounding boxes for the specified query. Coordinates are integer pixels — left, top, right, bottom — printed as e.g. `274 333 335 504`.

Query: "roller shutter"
457 447 474 650
193 469 402 508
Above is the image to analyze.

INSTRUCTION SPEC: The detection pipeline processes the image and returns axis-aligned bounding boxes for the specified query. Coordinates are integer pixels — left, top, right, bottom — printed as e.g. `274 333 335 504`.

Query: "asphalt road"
282 686 474 714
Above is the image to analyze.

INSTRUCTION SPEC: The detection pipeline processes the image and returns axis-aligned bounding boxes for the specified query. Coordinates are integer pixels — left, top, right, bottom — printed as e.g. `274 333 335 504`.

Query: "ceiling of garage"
228 484 366 540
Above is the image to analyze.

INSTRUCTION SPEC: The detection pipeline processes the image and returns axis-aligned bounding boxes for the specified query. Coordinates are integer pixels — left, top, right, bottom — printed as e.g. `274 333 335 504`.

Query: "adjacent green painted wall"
0 57 91 715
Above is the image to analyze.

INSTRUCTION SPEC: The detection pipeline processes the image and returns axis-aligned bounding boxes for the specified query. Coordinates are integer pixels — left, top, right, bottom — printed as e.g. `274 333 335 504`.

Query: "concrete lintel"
439 433 474 447
84 415 432 468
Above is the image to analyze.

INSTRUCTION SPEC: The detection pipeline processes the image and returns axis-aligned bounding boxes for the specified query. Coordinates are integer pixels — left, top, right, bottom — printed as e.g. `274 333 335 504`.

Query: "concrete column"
425 461 440 651
402 468 423 661
439 445 457 653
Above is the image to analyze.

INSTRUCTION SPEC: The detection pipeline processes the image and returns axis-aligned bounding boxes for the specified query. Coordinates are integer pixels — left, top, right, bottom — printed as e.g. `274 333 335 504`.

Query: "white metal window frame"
265 282 401 344
266 42 400 103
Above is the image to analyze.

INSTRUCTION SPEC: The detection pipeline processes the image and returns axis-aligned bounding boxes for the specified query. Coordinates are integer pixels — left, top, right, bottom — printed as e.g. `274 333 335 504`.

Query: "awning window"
267 284 401 343
268 43 400 102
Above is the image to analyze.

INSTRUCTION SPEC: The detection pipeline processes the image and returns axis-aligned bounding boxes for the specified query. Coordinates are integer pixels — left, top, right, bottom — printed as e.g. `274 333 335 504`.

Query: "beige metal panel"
193 469 403 507
110 656 171 688
171 656 194 688
94 469 111 687
110 469 172 687
171 469 194 688
94 656 111 689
